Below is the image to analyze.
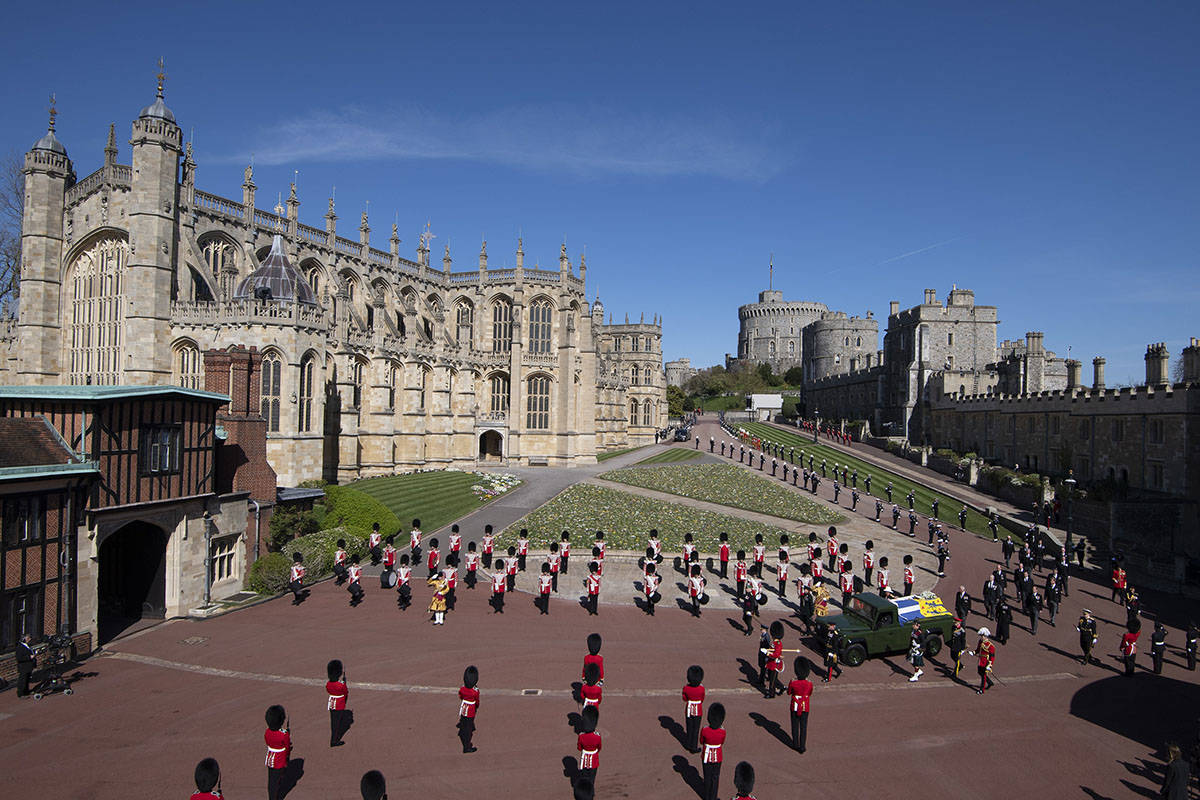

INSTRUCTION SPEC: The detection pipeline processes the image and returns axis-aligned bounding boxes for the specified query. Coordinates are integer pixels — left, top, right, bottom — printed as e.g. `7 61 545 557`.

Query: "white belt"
686 700 701 715
583 697 599 706
459 700 476 714
703 743 722 763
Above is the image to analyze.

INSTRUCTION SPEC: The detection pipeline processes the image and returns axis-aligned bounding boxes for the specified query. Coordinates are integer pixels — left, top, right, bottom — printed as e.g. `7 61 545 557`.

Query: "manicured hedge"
319 485 402 544
247 551 291 594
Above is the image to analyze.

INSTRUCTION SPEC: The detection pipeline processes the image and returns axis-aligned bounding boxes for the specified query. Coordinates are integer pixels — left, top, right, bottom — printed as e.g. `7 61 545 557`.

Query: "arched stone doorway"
479 430 503 461
97 521 167 644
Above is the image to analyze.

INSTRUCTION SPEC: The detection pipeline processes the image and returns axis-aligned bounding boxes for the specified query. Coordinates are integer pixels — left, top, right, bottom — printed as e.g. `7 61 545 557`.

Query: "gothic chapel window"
298 356 315 432
526 375 550 429
492 299 513 353
65 235 128 385
261 354 282 433
529 299 553 354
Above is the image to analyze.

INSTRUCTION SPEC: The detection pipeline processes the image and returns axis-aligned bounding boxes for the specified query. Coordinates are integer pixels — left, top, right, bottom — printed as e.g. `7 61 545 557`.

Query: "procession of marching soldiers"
188 426 1200 800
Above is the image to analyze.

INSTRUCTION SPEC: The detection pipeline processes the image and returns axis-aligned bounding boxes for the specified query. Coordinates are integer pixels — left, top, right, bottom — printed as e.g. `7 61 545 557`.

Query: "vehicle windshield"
846 597 877 624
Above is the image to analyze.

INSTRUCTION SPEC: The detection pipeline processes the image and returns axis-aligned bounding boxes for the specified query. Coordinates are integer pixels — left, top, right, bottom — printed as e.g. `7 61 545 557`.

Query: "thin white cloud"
876 237 962 265
218 104 785 182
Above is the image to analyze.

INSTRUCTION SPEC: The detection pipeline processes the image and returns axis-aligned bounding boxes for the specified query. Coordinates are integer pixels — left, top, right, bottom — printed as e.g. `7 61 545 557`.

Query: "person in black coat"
1001 536 1015 568
15 634 36 697
982 576 998 621
996 600 1013 645
954 587 971 621
1025 588 1043 635
1159 742 1190 799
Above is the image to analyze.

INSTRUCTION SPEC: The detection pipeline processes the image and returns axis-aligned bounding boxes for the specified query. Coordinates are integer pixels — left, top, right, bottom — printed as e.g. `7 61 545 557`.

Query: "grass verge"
634 448 703 465
351 470 521 533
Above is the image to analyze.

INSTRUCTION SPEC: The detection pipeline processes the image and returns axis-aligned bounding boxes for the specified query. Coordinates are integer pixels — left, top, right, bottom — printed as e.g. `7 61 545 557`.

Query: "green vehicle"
821 592 956 667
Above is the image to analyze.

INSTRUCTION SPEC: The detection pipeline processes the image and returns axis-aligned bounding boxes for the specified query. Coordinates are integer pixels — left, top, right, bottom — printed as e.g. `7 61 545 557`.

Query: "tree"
784 366 804 386
755 361 774 384
268 504 320 552
0 152 22 314
666 384 686 417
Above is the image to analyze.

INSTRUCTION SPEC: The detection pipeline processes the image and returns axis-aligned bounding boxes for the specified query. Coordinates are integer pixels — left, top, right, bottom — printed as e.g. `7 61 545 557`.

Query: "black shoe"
464 746 478 753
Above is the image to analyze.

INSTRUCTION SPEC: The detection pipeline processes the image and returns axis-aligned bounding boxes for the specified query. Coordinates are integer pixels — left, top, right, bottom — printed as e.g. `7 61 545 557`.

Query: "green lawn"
695 394 746 411
738 421 991 537
634 448 703 465
498 483 791 551
601 462 843 524
597 445 647 462
350 470 521 533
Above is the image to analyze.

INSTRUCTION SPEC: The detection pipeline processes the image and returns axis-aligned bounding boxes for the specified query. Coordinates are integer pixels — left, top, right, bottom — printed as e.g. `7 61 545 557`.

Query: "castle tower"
1092 356 1106 390
124 65 183 384
1183 338 1200 384
16 97 74 383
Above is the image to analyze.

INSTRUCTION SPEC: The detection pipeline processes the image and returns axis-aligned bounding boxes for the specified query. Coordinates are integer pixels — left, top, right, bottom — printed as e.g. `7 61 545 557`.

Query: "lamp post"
1063 471 1077 553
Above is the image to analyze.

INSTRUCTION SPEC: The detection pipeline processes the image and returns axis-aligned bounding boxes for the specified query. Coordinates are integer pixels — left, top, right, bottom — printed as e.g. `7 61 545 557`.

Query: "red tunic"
577 731 601 769
863 551 874 570
878 569 890 592
334 549 348 565
449 534 462 552
382 547 396 568
977 640 996 668
538 574 553 594
517 538 529 556
904 566 914 585
596 541 606 559
1112 568 1127 590
443 567 457 589
290 564 306 582
427 549 440 571
826 538 838 559
840 572 854 594
580 683 603 708
767 639 783 672
810 560 823 582
752 544 765 564
347 564 362 583
506 559 519 577
586 573 601 596
719 543 730 563
561 541 570 559
396 565 411 586
369 532 382 549
1120 631 1139 656
644 573 660 597
807 543 821 562
190 793 222 800
326 679 348 710
491 573 506 593
583 654 604 681
735 561 748 581
458 685 480 718
787 678 813 714
682 684 705 717
481 534 494 554
549 553 561 573
264 729 291 768
688 575 705 598
700 726 726 763
409 530 421 549
777 561 789 582
465 552 479 572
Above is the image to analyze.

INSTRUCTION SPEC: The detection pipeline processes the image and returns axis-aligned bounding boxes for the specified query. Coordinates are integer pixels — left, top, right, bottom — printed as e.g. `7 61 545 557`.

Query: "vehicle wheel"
843 643 867 667
33 693 43 700
924 633 943 658
65 688 74 696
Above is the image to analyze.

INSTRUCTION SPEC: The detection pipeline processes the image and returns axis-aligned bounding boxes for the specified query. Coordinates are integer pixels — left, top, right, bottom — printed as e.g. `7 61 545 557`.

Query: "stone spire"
390 221 400 256
443 242 452 273
516 237 524 269
479 239 488 270
560 241 569 272
104 123 118 166
286 176 299 222
359 204 370 246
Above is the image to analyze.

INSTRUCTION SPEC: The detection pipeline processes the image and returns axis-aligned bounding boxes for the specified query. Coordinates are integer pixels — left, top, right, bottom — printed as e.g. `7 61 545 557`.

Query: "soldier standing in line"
862 541 875 586
832 480 840 504
1001 535 1015 568
263 705 292 800
906 490 916 510
936 539 950 577
682 665 706 754
892 504 901 530
876 557 892 598
548 541 561 592
448 524 462 567
851 468 858 488
908 510 918 536
190 758 222 800
506 546 520 591
802 467 811 491
326 659 349 747
1151 622 1168 675
950 618 967 678
825 528 839 573
820 458 827 478
839 563 854 610
885 482 893 503
457 666 480 753
481 525 495 569
537 563 553 614
902 555 915 597
576 705 601 790
988 512 999 542
931 498 940 521
927 518 937 545
585 561 602 615
1186 621 1198 671
1120 619 1141 676
489 558 507 613
1112 563 1127 604
734 549 749 598
426 538 441 579
776 548 790 597
811 473 820 494
958 505 968 530
875 497 884 522
409 519 423 564
718 532 730 579
1077 609 1098 665
851 488 860 511
787 657 814 753
732 762 756 800
698 703 728 800
560 530 572 574
864 473 872 495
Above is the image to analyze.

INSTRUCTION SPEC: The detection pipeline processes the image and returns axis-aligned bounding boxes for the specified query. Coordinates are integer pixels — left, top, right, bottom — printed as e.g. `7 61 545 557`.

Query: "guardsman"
802 467 811 490
516 528 530 571
862 541 875 586
850 488 860 512
683 532 698 573
732 761 756 800
1151 622 1167 674
464 541 479 589
822 624 843 682
688 563 707 617
381 536 397 579
836 542 849 577
851 468 858 488
734 550 748 598
699 702 727 800
648 529 664 563
936 539 949 577
643 562 661 616
885 482 893 503
264 705 292 800
560 530 572 574
907 622 925 682
809 545 824 586
448 524 463 567
548 541 562 592
839 562 854 610
682 665 706 754
796 563 816 634
481 524 495 569
1077 609 1098 665
988 513 999 542
594 531 607 562
907 489 915 510
874 497 884 522
826 528 839 573
975 629 995 694
409 519 423 563
505 547 519 591
581 662 603 713
326 659 349 747
368 522 383 565
776 549 790 597
1120 618 1141 676
832 480 840 504
190 758 223 800
1186 621 1198 670
806 532 821 567
892 504 901 530
427 570 449 625
347 555 365 606
395 554 412 610
458 665 480 753
950 618 967 677
333 539 349 584
576 705 601 788
490 558 507 613
908 510 918 536
752 534 766 575
820 458 827 477
902 555 915 597
1111 563 1127 604
585 561 602 615
718 532 731 579
582 633 604 687
360 770 386 800
958 505 968 530
931 498 940 521
864 473 872 495
876 556 892 598
787 657 813 753
764 621 788 698
426 538 441 579
289 552 309 605
927 517 937 545
443 561 458 611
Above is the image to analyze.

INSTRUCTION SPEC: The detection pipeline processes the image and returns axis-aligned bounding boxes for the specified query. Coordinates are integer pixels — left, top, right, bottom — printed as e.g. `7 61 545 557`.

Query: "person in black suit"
15 634 36 697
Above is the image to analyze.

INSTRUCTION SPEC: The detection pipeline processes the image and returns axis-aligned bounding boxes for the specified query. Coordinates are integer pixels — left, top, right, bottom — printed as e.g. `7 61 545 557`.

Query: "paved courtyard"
1 430 1196 799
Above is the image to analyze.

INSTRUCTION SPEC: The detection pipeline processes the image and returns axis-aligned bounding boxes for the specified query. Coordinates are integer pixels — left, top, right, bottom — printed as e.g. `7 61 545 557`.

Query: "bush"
320 485 402 544
934 448 957 459
963 452 979 461
268 505 320 552
291 527 362 578
247 551 291 594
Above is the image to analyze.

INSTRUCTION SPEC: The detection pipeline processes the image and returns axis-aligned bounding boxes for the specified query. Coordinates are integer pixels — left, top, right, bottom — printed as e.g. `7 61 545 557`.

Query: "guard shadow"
278 757 304 800
670 754 705 799
748 711 793 750
658 714 688 749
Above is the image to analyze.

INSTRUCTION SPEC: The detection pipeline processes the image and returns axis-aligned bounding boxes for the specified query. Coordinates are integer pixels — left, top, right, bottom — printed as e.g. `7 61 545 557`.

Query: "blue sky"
5 1 1198 384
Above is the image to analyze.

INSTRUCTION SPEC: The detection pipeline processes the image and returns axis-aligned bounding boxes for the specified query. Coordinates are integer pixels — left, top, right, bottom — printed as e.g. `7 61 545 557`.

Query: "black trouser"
587 593 599 615
685 714 701 752
1112 586 1124 604
1047 602 1057 624
691 596 701 617
446 588 456 610
791 710 808 751
492 592 505 613
1124 654 1136 676
1152 648 1164 674
779 581 787 597
518 554 527 571
370 545 381 564
349 581 363 602
577 766 596 786
561 556 569 574
1188 642 1197 670
904 582 913 597
16 665 33 697
646 594 656 615
267 766 286 800
458 716 475 751
482 552 492 569
551 572 559 592
330 709 343 746
397 585 411 609
702 761 722 800
1081 642 1093 664
736 579 745 597
290 579 305 602
720 560 728 579
507 574 515 592
765 669 779 698
540 592 550 614
864 567 873 585
411 545 421 563
465 570 477 589
1028 611 1038 634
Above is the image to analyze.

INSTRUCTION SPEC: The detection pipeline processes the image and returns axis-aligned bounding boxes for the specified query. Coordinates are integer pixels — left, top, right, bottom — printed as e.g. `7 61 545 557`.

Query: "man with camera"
15 634 37 698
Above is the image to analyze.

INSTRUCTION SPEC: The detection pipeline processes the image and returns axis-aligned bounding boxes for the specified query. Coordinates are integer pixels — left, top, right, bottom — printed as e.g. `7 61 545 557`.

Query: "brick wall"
0 631 92 688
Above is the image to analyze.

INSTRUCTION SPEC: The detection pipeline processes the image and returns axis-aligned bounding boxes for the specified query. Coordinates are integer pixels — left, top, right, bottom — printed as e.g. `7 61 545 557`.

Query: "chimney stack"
923 289 937 305
1092 356 1106 390
1182 337 1200 383
889 300 900 316
1144 342 1169 386
1065 359 1082 389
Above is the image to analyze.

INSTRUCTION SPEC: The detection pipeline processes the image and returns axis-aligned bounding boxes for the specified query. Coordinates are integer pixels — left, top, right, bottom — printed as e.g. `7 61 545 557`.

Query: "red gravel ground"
2 490 1197 798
